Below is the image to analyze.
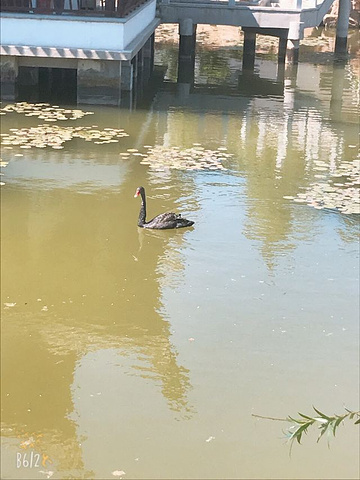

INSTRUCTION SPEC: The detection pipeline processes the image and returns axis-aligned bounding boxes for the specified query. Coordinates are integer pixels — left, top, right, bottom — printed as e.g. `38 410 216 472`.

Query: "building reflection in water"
1 150 197 476
155 54 358 268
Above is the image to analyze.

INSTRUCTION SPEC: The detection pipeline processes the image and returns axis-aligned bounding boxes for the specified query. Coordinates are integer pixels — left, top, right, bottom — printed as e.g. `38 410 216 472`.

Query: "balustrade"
158 0 323 8
0 0 147 16
0 0 325 14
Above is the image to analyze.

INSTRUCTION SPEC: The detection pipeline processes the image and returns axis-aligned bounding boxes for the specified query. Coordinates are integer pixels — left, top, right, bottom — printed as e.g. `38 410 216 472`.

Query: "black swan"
134 186 194 229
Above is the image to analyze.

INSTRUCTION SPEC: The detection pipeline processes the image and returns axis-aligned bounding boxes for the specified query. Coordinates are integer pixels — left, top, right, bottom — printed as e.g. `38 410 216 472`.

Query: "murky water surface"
1 35 359 479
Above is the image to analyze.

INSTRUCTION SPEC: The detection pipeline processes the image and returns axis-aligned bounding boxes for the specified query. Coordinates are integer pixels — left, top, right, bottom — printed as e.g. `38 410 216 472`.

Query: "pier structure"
158 0 351 79
0 0 353 105
1 0 158 104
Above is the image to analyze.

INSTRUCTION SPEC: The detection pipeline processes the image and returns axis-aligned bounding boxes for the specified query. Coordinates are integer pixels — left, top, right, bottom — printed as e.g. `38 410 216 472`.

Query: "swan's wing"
145 212 181 229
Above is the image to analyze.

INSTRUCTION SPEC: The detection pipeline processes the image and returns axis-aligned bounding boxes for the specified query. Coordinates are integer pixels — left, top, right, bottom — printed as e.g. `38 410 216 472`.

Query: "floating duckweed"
286 159 360 215
0 102 94 121
139 145 232 171
0 124 130 149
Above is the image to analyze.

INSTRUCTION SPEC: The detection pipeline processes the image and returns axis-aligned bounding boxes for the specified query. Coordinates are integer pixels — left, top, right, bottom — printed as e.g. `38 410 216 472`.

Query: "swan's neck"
138 192 146 226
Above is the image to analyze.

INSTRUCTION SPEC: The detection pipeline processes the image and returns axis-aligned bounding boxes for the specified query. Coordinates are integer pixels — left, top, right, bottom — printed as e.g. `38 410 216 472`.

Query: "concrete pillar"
179 18 196 58
0 56 18 100
120 62 134 110
335 0 351 54
134 49 145 95
178 18 197 84
137 48 144 78
77 59 121 105
121 60 134 92
148 33 155 75
242 29 256 72
278 37 287 64
286 22 304 64
143 34 154 82
132 55 138 86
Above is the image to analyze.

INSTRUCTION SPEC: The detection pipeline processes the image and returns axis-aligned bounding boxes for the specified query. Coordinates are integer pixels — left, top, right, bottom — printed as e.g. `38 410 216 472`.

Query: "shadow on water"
237 72 285 98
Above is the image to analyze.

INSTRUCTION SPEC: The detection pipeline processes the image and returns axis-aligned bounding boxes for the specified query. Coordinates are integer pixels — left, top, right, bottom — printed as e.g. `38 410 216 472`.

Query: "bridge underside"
159 0 351 68
158 0 336 29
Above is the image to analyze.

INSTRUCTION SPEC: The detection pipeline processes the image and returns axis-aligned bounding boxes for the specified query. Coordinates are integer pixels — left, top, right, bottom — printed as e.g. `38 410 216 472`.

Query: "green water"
1 38 359 480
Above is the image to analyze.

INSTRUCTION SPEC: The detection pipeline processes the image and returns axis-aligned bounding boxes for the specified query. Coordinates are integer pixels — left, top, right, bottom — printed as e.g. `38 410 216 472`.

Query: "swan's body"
134 186 194 229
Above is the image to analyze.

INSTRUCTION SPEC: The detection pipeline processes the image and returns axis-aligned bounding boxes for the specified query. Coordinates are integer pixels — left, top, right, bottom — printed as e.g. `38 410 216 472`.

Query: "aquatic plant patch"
284 159 360 215
0 125 130 150
0 102 94 121
140 145 232 171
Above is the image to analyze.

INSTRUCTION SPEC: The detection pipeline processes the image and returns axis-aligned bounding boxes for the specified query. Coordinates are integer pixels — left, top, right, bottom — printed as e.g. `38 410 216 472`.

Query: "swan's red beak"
134 189 140 197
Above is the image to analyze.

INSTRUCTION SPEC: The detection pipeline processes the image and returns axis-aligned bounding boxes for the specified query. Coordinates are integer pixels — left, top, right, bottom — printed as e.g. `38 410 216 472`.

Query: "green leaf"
292 423 310 444
256 407 360 451
313 406 332 421
332 416 344 436
287 415 306 425
314 417 328 424
298 413 316 421
317 423 329 443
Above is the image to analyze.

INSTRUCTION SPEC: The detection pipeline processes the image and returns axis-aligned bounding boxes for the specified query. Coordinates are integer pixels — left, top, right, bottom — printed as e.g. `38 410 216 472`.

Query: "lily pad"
139 145 231 171
0 124 130 150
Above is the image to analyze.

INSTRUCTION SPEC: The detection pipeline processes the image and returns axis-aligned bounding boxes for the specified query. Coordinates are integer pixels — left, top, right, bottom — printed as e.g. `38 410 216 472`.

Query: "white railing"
159 0 325 9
